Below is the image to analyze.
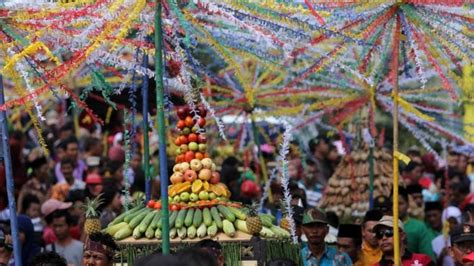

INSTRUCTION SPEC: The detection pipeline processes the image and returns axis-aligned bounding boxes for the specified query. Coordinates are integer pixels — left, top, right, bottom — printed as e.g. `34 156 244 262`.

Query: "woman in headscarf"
0 215 41 265
17 215 41 265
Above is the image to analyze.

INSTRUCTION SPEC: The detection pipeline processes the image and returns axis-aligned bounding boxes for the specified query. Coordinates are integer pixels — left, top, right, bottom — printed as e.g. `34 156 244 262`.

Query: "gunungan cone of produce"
319 148 403 219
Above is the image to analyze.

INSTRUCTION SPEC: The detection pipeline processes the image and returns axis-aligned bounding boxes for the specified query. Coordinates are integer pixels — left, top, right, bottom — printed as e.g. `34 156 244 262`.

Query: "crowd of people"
0 115 473 265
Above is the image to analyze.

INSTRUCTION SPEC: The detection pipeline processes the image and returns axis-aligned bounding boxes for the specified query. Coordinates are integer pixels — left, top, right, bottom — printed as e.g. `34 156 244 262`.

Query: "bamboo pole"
154 0 170 254
142 54 151 202
392 14 401 266
0 75 22 266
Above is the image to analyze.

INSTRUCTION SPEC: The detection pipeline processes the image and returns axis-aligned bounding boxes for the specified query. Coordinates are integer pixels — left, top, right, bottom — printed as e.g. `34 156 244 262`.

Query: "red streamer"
304 0 326 25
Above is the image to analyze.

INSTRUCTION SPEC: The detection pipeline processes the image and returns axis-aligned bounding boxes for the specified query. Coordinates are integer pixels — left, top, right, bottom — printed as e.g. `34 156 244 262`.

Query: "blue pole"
142 54 151 202
0 74 22 265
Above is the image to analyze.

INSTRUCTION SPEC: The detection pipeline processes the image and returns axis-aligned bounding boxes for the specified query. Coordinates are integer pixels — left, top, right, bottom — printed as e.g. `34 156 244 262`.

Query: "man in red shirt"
373 215 434 266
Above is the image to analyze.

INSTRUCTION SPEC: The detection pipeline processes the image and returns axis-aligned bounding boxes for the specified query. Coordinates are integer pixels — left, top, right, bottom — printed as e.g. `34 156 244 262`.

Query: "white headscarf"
442 206 462 224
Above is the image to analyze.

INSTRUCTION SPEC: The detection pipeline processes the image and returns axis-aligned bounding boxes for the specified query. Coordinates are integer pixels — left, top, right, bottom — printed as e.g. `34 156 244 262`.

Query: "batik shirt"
301 245 352 266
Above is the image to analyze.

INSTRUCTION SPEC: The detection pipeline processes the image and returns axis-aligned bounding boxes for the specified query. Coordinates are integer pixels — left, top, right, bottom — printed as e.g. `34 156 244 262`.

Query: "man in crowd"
300 208 352 265
298 159 324 207
393 186 435 259
407 184 424 219
308 136 331 186
424 201 443 240
373 215 434 265
54 136 86 183
449 224 474 266
359 209 383 265
195 239 224 266
46 210 83 266
83 232 119 266
431 206 462 266
337 224 362 264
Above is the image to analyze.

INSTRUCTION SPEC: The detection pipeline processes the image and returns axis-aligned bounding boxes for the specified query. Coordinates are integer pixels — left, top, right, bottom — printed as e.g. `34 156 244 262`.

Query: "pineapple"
246 203 262 235
279 200 290 232
83 194 104 235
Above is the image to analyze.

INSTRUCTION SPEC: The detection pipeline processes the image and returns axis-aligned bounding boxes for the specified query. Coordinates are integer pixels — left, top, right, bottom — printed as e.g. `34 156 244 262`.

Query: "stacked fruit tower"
105 105 290 242
319 148 402 219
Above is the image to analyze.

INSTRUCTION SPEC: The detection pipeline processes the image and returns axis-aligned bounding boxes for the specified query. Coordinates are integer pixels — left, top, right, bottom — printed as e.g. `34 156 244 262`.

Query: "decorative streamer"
259 167 277 212
276 122 297 244
200 93 227 141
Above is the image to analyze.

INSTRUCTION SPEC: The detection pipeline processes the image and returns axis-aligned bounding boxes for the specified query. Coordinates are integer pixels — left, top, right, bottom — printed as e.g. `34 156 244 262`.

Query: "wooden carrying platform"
115 233 301 266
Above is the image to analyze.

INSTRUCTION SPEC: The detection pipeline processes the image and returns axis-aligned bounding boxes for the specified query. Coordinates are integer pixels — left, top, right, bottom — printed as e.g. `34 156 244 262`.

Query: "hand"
0 235 12 264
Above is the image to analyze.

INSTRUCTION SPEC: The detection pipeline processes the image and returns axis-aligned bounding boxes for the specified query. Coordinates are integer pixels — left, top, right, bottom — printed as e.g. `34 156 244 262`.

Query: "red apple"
195 152 204 160
179 136 188 145
197 117 206 127
184 169 197 182
177 120 186 130
170 172 184 184
197 134 207 144
198 105 207 117
175 137 181 146
176 154 185 163
185 116 194 127
198 169 212 181
184 151 195 162
210 171 221 184
188 133 198 143
176 106 189 120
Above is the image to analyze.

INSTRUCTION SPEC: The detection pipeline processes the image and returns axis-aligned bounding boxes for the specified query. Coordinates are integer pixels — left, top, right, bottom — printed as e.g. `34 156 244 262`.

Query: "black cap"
451 224 474 244
374 196 391 211
424 201 443 212
406 184 422 195
363 209 384 224
338 224 362 240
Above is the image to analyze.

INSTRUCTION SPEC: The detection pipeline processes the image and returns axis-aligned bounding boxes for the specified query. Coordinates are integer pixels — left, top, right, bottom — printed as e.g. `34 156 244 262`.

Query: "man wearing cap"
85 173 104 198
449 224 474 266
424 201 443 241
41 199 73 245
337 224 362 264
300 208 352 266
374 215 434 266
359 210 384 266
373 196 391 216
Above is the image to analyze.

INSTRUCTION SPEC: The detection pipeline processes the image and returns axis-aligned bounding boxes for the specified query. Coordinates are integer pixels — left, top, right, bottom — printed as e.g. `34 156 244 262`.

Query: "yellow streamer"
395 95 435 122
394 151 411 165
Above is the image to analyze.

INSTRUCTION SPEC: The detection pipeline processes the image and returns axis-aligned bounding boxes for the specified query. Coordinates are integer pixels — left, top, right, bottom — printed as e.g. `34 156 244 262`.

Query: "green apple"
192 126 199 133
198 143 207 152
190 193 199 202
188 142 198 151
208 192 217 200
182 127 191 135
198 191 209 201
173 195 181 203
168 196 173 202
180 192 190 202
